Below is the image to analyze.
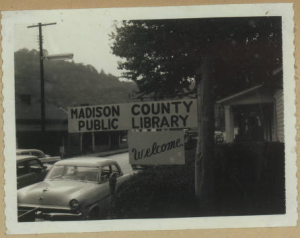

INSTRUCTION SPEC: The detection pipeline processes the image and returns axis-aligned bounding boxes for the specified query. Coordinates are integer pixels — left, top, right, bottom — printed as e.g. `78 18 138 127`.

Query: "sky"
14 20 123 77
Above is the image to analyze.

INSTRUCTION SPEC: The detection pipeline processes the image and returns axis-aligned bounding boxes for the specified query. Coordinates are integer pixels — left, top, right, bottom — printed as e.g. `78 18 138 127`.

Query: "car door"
96 165 112 214
30 151 47 163
111 164 128 190
17 161 35 189
28 159 47 183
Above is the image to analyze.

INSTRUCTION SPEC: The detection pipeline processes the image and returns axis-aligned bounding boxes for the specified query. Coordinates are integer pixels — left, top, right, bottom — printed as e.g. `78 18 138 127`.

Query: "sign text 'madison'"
70 105 122 131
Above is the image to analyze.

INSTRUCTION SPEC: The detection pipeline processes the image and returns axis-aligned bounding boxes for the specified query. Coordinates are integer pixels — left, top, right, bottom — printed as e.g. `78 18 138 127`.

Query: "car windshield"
45 165 99 183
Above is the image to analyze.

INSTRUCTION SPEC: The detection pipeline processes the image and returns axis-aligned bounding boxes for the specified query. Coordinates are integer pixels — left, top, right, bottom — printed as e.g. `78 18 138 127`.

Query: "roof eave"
216 84 264 104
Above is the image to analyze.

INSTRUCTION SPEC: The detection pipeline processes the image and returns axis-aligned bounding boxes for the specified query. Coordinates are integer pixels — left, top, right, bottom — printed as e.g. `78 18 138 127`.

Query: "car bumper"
35 210 82 221
18 205 83 221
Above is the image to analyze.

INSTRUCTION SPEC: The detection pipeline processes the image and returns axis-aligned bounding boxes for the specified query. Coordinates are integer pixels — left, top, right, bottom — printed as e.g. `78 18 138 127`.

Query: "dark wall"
17 131 66 156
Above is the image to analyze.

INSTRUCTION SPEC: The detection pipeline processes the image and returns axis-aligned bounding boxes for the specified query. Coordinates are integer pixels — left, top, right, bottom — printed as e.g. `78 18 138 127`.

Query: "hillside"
14 49 138 109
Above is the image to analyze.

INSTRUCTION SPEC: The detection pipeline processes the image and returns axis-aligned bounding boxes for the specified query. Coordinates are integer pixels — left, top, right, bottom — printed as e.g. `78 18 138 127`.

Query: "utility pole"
27 22 56 134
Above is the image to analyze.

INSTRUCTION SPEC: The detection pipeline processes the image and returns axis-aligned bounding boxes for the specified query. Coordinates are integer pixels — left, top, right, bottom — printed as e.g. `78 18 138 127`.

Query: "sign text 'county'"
131 100 196 129
68 99 197 133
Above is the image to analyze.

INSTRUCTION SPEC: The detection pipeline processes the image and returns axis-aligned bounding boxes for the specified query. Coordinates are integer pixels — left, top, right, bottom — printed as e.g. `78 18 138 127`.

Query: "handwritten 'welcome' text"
132 138 183 160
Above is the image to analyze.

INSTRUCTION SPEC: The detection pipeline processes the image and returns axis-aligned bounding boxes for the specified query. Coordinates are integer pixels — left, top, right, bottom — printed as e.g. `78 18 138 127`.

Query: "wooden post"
117 133 121 148
80 133 83 153
108 134 112 149
92 132 95 152
224 105 234 142
60 136 65 159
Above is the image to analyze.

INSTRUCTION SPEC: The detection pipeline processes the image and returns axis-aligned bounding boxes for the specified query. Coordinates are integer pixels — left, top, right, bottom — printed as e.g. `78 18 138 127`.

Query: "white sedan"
18 157 131 221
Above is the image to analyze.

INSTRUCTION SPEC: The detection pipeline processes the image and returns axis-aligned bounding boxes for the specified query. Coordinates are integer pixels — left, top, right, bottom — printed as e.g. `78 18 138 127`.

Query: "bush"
214 142 285 215
108 149 196 219
108 142 285 219
214 142 265 192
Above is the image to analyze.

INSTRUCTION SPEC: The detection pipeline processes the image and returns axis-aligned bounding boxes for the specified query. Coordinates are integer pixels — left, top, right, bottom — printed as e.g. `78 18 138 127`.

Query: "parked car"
184 129 198 150
131 164 152 170
183 130 225 147
214 131 224 144
17 155 50 189
17 149 61 165
18 157 131 221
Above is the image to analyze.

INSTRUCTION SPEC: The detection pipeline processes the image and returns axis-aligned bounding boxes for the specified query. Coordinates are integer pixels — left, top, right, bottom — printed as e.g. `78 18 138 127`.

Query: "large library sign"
68 99 197 165
68 99 197 132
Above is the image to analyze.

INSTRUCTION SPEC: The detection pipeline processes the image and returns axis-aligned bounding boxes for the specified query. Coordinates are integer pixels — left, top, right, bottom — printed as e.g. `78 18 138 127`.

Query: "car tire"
87 208 99 220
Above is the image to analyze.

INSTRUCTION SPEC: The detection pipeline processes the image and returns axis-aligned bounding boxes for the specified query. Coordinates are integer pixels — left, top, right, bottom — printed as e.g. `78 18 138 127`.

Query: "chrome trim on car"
18 203 71 210
34 209 83 221
18 207 39 218
36 211 82 219
44 212 82 217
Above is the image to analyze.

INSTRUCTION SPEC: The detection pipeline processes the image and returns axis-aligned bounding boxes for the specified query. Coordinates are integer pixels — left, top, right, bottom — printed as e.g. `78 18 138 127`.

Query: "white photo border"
2 3 297 234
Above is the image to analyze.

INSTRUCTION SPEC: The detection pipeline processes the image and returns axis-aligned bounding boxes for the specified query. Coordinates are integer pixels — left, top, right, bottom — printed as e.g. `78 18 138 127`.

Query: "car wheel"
87 208 99 220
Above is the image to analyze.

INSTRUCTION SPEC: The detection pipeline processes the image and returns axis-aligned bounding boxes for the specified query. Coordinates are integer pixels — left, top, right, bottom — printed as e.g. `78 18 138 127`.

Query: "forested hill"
14 49 138 108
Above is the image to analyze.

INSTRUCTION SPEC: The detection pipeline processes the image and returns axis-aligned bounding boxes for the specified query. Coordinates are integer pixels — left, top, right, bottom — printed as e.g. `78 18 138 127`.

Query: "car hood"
18 180 99 207
40 156 61 164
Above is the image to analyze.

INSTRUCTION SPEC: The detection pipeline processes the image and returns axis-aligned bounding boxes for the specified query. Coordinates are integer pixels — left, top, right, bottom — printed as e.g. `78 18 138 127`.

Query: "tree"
111 18 282 98
110 17 282 207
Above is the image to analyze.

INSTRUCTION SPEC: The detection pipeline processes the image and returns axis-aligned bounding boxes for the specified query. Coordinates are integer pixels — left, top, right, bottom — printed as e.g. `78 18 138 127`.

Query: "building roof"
216 84 273 106
217 84 263 104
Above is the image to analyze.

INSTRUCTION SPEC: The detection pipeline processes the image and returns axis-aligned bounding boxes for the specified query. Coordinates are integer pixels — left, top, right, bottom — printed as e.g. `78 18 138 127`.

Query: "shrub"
214 142 285 215
108 142 285 219
108 149 196 219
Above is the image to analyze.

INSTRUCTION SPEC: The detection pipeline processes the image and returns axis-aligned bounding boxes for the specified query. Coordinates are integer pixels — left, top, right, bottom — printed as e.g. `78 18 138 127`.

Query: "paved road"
101 152 132 174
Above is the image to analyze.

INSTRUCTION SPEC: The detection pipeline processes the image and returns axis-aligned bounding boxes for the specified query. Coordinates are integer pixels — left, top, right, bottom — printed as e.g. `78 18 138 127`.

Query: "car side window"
19 152 30 156
17 161 29 176
111 165 121 177
49 166 64 179
101 166 111 182
28 159 43 171
31 152 44 158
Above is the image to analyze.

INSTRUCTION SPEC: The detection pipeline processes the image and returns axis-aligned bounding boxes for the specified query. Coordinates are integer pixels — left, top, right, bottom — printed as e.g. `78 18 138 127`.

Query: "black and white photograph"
2 3 297 234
